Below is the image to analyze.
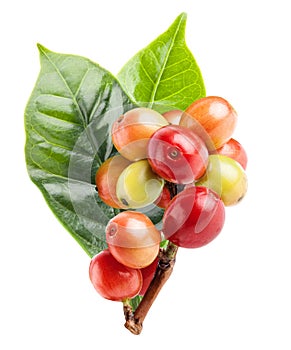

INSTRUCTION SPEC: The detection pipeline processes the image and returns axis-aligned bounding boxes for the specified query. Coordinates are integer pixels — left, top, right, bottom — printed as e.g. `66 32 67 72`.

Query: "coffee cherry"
154 184 171 209
211 138 248 170
106 211 161 269
162 109 183 125
163 186 225 248
196 154 248 206
95 155 131 208
139 257 159 296
180 96 238 150
147 125 208 184
111 107 168 161
116 159 164 209
89 249 142 301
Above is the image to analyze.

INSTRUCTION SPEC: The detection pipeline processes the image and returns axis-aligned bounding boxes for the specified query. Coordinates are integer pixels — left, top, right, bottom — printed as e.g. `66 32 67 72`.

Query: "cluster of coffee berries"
90 96 248 301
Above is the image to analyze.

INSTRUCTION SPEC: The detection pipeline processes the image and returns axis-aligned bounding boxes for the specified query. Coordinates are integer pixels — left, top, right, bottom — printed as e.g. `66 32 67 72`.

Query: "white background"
1 0 291 348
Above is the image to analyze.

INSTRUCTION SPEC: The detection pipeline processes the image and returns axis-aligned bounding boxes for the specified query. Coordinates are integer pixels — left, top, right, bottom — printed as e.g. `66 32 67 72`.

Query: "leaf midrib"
148 15 184 108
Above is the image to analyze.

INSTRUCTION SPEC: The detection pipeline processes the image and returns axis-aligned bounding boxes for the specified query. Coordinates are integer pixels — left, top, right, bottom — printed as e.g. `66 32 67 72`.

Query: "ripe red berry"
147 125 208 184
89 249 142 301
154 185 171 209
139 257 159 296
212 138 248 170
163 186 225 248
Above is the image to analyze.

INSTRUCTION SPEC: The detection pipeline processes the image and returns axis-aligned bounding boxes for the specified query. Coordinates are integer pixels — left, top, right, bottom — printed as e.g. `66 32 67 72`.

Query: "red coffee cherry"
211 138 248 170
89 249 142 301
147 125 208 184
163 186 225 248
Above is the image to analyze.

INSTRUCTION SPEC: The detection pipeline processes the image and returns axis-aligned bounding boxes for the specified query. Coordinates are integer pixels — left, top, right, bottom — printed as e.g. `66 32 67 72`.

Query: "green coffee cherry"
196 154 247 206
116 160 164 209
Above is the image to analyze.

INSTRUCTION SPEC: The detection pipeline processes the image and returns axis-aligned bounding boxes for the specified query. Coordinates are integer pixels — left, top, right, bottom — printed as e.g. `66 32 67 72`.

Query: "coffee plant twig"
124 241 178 335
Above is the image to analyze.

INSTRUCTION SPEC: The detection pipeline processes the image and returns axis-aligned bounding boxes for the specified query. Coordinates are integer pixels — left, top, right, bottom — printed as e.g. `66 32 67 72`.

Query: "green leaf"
117 13 206 113
25 14 207 260
25 44 133 257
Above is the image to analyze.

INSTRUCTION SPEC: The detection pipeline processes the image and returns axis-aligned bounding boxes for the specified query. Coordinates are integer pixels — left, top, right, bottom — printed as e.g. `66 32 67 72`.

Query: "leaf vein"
74 68 91 98
155 82 199 101
139 60 155 85
36 109 82 126
159 68 197 83
30 127 73 152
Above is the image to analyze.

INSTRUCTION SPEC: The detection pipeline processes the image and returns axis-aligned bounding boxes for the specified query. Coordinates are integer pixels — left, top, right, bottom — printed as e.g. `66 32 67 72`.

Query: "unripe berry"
112 107 168 161
196 154 248 206
180 96 237 150
95 155 131 208
116 159 164 209
106 211 161 269
162 109 183 125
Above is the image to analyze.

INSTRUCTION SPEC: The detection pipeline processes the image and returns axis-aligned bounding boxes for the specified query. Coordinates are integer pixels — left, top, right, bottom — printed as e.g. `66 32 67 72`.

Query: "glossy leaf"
25 14 207 260
25 45 133 257
117 13 206 113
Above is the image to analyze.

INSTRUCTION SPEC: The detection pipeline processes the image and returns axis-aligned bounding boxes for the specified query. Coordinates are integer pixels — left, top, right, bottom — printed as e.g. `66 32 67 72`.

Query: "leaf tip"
170 12 187 34
176 12 187 24
178 12 187 20
37 43 49 54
